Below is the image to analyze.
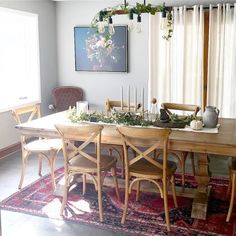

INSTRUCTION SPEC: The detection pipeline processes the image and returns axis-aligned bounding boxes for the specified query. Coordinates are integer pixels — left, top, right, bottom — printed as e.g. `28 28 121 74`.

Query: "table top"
15 111 236 156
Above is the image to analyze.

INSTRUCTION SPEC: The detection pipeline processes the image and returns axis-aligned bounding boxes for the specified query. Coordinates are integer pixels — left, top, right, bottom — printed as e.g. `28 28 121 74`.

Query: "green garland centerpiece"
67 107 194 128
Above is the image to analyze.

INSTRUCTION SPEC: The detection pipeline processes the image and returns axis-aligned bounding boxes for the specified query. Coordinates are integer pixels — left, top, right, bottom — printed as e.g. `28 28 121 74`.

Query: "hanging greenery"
91 3 174 40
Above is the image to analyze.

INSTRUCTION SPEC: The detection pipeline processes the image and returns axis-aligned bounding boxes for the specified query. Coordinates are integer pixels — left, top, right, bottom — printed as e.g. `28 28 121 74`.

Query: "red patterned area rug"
0 168 235 236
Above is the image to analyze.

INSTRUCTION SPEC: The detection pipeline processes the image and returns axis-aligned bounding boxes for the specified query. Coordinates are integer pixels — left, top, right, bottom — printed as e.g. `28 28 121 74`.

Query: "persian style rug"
0 168 235 236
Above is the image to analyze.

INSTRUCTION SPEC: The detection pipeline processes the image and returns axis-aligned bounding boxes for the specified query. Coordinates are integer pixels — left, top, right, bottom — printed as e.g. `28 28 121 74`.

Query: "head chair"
161 103 201 117
11 104 41 125
52 86 83 112
11 103 62 190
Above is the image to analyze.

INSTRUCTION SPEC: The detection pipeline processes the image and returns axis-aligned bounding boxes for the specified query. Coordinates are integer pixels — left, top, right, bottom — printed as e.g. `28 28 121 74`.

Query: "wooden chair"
116 126 178 231
50 86 83 112
161 102 201 188
226 158 236 222
106 98 142 113
55 123 120 222
11 104 62 189
105 98 143 177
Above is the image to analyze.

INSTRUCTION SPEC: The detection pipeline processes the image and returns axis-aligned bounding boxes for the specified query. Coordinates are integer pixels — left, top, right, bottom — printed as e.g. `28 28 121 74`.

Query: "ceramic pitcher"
203 106 220 128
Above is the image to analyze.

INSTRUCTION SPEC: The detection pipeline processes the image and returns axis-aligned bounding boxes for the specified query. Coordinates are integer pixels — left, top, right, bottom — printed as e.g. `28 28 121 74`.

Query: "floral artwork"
74 26 128 72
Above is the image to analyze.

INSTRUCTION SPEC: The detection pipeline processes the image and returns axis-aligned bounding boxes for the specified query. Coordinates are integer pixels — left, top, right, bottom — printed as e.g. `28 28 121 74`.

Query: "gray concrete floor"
0 151 127 236
0 150 230 236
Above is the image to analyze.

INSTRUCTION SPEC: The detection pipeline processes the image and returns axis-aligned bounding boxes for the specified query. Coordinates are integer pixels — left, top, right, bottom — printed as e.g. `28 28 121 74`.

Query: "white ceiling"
52 0 236 4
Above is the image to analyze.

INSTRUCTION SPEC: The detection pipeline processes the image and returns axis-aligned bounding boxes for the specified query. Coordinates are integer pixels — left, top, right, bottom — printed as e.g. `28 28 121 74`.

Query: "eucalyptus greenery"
67 108 194 127
91 3 174 40
170 114 194 125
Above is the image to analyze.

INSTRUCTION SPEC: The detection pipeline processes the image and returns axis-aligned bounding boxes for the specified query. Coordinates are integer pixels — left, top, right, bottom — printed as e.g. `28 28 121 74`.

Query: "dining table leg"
191 153 211 220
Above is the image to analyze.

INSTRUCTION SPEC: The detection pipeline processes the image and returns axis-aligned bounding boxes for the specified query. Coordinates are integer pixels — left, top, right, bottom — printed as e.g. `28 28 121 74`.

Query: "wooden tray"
153 121 187 128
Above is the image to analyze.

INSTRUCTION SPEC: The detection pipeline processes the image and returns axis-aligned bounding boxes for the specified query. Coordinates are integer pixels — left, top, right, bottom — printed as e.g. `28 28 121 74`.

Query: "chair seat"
24 139 62 152
69 153 117 172
129 159 177 178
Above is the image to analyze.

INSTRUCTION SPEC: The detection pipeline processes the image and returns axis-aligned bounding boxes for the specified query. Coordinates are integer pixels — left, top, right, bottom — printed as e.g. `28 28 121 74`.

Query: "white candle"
142 88 144 114
121 86 123 110
128 86 130 111
134 87 137 111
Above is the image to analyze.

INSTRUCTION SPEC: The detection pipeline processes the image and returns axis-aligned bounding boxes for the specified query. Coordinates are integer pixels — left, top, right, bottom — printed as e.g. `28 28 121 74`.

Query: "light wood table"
15 112 236 220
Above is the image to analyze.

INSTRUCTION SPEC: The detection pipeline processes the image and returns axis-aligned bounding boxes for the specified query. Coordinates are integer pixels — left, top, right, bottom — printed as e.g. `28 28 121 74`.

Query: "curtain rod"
185 5 235 11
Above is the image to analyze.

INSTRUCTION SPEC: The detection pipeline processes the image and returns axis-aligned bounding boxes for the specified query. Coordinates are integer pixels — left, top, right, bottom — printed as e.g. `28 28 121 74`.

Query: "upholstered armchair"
49 86 83 112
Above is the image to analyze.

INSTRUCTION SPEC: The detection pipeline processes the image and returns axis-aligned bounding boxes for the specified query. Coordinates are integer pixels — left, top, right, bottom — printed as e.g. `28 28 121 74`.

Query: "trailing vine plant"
91 2 174 40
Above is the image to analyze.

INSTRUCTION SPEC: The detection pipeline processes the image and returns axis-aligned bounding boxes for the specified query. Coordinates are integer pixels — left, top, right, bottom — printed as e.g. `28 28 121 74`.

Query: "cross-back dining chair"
106 98 142 113
105 98 142 177
116 126 178 231
55 123 120 222
161 102 201 188
11 104 62 190
226 157 236 222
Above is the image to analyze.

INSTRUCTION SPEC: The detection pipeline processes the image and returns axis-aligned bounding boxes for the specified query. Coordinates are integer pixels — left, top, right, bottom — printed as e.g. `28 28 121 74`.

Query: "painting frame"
74 25 128 72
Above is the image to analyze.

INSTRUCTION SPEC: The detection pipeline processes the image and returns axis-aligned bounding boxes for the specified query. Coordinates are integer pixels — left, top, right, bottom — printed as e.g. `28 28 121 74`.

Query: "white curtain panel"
149 6 204 112
207 3 236 118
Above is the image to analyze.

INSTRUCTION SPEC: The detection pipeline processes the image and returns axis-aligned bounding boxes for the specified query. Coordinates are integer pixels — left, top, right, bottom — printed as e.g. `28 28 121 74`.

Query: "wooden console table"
15 112 236 220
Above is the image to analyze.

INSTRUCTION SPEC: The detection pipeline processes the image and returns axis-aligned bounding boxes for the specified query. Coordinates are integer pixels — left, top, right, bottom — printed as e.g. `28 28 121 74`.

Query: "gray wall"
0 0 58 148
56 1 149 111
56 0 236 110
1 0 235 149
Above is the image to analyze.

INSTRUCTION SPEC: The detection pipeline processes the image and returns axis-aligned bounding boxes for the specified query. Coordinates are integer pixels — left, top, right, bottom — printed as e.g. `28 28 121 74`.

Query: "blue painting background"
74 26 128 72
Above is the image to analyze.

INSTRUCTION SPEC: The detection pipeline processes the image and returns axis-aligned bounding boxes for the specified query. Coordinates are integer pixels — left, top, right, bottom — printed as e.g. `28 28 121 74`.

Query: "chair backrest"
11 104 41 144
116 126 171 176
55 123 103 170
106 99 142 112
52 86 83 112
11 104 41 125
161 103 200 117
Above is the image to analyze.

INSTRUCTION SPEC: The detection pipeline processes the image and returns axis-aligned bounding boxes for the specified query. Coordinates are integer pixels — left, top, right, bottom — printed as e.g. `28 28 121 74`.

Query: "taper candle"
134 87 137 111
142 88 144 114
128 86 130 111
121 86 123 110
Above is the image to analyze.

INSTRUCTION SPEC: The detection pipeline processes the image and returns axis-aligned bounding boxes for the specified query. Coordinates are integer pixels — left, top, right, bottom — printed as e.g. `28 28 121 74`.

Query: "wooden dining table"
15 111 236 220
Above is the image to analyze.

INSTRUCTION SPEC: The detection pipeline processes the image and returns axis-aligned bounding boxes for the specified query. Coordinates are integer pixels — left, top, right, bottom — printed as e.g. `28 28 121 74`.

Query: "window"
0 7 41 112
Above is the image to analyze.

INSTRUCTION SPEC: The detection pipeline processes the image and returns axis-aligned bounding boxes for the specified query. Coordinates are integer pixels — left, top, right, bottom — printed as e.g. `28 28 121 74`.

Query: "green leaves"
92 3 174 41
170 114 194 125
67 108 194 127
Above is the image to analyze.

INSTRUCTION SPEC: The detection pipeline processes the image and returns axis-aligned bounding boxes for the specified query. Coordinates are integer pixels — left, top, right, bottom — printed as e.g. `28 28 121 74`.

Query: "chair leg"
38 154 43 177
136 180 140 201
48 153 56 190
97 171 104 222
189 152 195 176
180 152 189 189
18 152 30 189
60 174 69 216
82 174 87 195
111 167 120 201
171 176 178 208
120 149 125 179
227 169 232 198
163 178 171 231
121 174 129 224
226 172 236 222
108 148 113 156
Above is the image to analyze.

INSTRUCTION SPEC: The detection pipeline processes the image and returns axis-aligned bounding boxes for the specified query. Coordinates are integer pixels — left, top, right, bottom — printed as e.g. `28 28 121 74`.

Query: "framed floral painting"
74 26 128 72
